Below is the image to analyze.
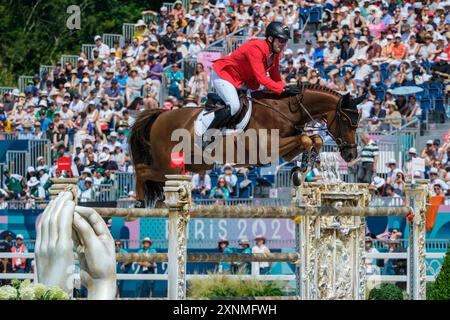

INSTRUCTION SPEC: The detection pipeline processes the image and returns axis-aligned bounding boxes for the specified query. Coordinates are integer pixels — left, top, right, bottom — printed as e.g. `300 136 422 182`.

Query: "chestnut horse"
129 84 363 204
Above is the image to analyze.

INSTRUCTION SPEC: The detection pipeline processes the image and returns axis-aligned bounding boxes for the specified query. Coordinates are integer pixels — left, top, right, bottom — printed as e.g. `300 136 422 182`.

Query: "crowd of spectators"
347 132 450 205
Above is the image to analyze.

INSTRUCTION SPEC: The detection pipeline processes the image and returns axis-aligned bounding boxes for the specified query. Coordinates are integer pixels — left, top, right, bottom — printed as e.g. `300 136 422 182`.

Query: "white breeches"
211 69 241 116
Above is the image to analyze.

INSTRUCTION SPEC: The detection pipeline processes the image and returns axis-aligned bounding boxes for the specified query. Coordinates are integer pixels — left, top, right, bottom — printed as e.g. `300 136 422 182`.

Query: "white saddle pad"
194 91 253 137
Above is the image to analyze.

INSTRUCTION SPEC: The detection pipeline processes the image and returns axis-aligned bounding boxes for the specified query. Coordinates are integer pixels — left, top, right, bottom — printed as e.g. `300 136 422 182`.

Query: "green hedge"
427 248 450 300
368 283 404 300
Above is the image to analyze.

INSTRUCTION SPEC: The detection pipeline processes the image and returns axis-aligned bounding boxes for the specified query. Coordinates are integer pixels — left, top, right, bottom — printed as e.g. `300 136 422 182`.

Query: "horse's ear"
341 93 351 108
351 94 366 108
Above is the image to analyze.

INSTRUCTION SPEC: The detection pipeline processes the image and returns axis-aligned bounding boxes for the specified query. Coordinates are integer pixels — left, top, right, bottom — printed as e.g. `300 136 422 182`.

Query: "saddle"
204 92 250 130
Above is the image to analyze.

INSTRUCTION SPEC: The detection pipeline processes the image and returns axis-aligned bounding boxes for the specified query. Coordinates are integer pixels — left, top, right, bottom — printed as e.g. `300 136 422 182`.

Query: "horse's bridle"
325 98 360 152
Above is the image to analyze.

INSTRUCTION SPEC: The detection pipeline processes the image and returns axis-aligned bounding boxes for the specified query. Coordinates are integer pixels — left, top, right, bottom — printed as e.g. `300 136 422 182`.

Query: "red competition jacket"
212 39 286 94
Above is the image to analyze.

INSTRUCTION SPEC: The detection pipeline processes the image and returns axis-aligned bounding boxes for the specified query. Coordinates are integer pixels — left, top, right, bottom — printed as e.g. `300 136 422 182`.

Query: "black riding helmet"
265 21 290 40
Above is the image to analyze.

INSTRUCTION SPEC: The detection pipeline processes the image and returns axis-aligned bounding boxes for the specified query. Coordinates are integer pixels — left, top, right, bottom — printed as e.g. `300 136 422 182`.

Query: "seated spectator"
209 176 230 201
396 61 414 85
222 164 237 196
365 237 380 276
429 167 449 194
368 57 383 82
384 102 402 129
96 101 114 134
393 172 406 197
404 96 422 121
192 171 211 199
384 62 401 87
323 37 339 68
78 177 95 202
430 53 450 82
166 63 184 101
27 177 45 201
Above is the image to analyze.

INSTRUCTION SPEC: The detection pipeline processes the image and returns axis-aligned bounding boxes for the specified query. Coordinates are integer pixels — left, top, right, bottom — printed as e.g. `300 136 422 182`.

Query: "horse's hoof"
291 169 302 187
135 200 145 208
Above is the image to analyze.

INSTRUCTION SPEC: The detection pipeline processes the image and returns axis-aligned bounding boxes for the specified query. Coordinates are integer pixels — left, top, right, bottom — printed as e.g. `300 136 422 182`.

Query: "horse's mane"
302 84 342 98
251 84 342 100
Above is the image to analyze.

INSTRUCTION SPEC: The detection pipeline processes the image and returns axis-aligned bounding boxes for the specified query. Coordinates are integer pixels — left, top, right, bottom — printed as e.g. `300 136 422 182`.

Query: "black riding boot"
202 105 231 150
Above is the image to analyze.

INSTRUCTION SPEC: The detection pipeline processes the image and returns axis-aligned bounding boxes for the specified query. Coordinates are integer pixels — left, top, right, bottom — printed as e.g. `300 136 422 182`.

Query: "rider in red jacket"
205 22 300 139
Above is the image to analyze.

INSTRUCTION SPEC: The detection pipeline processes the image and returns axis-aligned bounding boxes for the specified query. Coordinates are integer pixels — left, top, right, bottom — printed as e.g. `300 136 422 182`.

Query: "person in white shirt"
78 177 95 202
175 37 188 57
128 38 144 59
251 235 271 275
191 171 212 198
69 95 85 115
357 98 374 121
27 177 45 201
59 103 74 125
188 34 205 58
222 164 237 196
429 167 449 194
94 35 110 60
353 55 372 86
365 237 380 275
323 37 340 68
349 37 369 64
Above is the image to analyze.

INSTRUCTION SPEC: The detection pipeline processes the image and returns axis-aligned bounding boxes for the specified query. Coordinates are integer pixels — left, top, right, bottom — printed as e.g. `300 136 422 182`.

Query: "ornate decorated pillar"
297 183 369 300
404 181 428 300
164 175 192 300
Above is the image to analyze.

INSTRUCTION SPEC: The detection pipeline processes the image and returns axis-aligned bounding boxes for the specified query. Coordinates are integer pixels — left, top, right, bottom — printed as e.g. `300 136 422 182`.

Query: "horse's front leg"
308 134 324 165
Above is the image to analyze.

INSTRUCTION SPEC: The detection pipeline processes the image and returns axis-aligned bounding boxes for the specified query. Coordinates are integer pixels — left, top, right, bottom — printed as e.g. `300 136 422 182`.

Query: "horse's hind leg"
134 164 166 206
278 135 314 187
280 135 313 161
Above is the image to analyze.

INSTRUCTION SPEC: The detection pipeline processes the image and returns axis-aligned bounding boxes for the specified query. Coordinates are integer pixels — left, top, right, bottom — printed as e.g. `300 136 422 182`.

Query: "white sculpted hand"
35 192 75 295
72 206 116 300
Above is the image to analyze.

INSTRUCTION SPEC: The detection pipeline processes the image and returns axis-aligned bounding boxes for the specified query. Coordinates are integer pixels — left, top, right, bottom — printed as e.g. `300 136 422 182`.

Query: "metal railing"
60 54 79 67
0 132 19 140
163 2 174 13
0 86 18 96
0 251 445 288
28 139 51 168
103 33 124 48
6 150 30 178
39 65 54 76
18 76 34 92
81 44 96 60
122 23 136 41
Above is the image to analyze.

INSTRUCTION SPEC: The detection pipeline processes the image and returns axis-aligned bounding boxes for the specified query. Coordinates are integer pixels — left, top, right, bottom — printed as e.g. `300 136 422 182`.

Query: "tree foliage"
0 0 164 86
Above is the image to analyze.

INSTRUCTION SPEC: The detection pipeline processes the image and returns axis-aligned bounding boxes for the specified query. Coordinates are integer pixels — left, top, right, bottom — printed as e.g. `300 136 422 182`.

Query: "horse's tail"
129 109 164 204
129 109 162 166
